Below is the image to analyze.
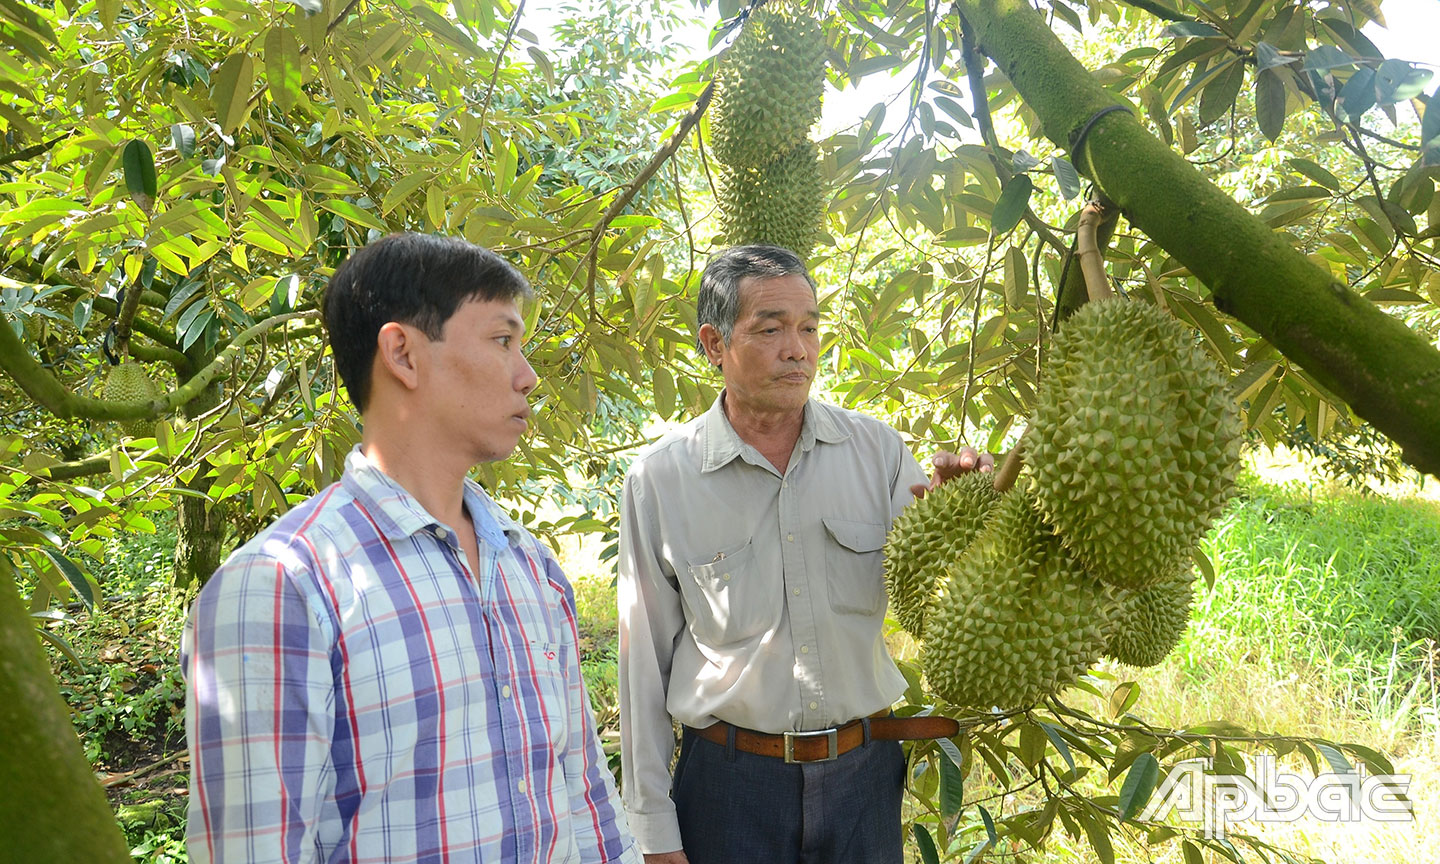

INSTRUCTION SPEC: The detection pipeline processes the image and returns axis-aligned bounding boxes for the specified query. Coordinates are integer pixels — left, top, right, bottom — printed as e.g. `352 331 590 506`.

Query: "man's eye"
497 335 512 348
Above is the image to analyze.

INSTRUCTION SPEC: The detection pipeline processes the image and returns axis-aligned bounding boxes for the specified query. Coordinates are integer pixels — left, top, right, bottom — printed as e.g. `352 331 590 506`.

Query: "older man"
617 245 991 864
183 233 638 864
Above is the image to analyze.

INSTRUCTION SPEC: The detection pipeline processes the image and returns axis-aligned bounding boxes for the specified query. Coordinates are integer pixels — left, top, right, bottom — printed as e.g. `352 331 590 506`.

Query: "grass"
30 460 1440 863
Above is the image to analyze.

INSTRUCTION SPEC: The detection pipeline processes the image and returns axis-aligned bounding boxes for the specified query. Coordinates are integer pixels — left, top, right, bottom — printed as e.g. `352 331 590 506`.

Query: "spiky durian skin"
709 5 826 169
717 140 825 258
922 491 1115 710
884 472 1003 640
103 361 159 438
1025 298 1241 589
1105 573 1196 668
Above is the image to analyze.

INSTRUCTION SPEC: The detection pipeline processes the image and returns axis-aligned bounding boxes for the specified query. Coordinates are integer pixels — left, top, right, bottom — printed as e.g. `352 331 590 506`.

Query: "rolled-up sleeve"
616 471 687 854
182 555 335 864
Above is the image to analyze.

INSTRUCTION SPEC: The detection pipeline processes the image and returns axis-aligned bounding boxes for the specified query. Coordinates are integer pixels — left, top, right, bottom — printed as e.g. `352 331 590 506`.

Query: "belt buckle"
783 728 839 763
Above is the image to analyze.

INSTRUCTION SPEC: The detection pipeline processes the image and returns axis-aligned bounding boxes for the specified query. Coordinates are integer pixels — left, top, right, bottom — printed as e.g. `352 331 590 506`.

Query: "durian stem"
111 275 148 360
1076 200 1113 301
992 434 1026 493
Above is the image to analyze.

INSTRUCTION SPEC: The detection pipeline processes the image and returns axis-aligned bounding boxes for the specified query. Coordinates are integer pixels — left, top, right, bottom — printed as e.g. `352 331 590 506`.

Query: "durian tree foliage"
0 0 1436 858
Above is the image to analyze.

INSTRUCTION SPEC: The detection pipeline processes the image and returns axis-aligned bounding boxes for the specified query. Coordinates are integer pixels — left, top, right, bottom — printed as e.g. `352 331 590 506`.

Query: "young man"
617 245 990 864
183 233 639 864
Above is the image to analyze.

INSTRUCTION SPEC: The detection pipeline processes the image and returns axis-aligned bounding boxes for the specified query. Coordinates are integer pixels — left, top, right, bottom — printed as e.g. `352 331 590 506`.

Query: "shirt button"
517 780 527 794
800 645 810 654
786 533 794 542
809 701 819 710
723 573 731 581
792 588 801 596
501 685 512 698
434 526 448 540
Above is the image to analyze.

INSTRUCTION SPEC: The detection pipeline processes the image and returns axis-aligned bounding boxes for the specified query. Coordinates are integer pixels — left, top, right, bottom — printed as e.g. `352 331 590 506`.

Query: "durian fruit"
922 491 1115 710
718 140 825 257
102 361 159 438
1104 573 1196 668
709 5 826 170
1025 298 1241 589
884 472 1003 640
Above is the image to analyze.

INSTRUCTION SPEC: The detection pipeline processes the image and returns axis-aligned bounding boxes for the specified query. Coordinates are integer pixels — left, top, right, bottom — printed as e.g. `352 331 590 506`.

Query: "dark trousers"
672 725 906 864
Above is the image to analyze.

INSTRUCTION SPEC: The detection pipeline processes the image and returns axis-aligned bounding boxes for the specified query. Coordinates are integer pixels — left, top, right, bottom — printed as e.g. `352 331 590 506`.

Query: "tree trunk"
173 375 225 589
0 572 131 863
954 0 1440 477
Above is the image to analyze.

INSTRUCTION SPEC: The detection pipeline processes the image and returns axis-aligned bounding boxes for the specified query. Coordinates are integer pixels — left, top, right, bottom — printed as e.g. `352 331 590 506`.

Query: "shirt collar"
699 393 851 473
341 446 516 548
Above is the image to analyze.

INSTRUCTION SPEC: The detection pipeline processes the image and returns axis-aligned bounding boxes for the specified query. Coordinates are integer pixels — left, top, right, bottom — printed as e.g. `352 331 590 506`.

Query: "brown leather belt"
687 713 960 764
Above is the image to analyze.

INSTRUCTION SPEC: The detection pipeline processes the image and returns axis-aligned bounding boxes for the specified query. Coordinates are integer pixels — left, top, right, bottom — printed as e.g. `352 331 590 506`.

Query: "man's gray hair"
696 245 818 351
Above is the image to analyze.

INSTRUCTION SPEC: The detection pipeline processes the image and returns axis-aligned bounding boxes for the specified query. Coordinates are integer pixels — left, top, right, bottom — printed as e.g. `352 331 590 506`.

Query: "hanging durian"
884 472 1003 640
103 361 159 438
1025 298 1240 589
717 141 825 259
922 491 1116 710
1104 573 1196 668
709 4 826 169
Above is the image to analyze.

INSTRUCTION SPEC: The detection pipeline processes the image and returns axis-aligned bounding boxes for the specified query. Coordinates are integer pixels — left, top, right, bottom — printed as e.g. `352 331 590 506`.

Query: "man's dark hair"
322 233 533 410
696 245 817 352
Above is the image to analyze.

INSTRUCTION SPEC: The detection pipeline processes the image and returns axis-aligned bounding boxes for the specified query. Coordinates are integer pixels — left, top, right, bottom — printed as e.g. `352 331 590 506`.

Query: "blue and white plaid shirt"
183 448 638 864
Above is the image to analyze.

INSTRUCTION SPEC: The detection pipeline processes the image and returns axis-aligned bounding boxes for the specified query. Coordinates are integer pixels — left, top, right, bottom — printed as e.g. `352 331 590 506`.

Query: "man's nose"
517 354 538 396
781 328 809 361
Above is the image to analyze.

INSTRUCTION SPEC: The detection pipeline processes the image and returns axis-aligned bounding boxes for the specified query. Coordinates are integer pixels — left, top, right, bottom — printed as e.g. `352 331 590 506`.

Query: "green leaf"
1165 21 1224 38
1316 742 1355 775
1192 546 1216 589
34 626 87 670
1254 41 1296 71
1199 57 1245 127
1183 840 1205 864
1051 155 1080 199
990 175 1032 235
122 139 157 212
264 27 304 116
1110 681 1141 717
1256 66 1287 142
1168 56 1238 117
212 53 256 133
1375 59 1433 104
1303 45 1354 73
1080 810 1115 864
1288 157 1340 190
1019 722 1046 770
170 123 196 158
653 366 676 420
41 549 95 610
938 744 965 819
319 199 389 233
1118 753 1161 821
1340 67 1377 121
978 804 998 843
912 823 939 864
1040 722 1076 772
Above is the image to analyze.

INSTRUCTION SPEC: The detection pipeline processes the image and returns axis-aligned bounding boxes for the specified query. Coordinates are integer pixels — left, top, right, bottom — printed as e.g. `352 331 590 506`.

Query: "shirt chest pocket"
525 640 571 752
822 517 888 616
681 540 775 647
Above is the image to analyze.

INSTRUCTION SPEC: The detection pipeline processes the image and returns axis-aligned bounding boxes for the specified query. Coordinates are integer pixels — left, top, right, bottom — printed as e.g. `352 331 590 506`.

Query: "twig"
102 751 188 788
0 133 70 167
477 0 526 133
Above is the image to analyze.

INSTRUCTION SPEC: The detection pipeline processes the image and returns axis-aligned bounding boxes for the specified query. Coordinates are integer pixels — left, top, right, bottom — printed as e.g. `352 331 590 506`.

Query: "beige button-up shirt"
616 395 927 853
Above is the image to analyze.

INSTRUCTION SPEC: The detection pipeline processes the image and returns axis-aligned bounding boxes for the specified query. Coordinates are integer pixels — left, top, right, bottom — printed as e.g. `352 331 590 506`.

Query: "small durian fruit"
884 472 1003 640
1104 572 1196 668
102 361 159 438
709 4 826 170
922 491 1115 710
717 140 825 258
1026 298 1241 589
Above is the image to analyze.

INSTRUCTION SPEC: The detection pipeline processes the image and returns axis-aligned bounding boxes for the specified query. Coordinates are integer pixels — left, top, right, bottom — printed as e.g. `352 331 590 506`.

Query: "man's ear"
697 323 725 368
374 321 423 393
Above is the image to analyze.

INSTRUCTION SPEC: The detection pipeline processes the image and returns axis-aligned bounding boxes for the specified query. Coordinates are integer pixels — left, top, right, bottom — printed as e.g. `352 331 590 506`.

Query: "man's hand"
909 447 995 498
643 852 689 864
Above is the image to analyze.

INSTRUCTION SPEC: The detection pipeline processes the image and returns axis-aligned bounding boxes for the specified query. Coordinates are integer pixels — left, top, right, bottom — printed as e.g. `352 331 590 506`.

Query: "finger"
909 482 929 499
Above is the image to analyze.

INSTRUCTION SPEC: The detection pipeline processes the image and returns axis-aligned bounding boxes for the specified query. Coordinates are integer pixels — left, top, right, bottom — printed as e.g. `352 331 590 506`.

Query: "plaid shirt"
183 448 638 864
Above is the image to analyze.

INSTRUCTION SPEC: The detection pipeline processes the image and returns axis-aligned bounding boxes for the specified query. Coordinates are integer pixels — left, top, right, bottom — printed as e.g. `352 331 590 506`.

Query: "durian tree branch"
35 454 111 481
1115 0 1195 23
0 309 318 422
110 278 148 359
952 0 1440 476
